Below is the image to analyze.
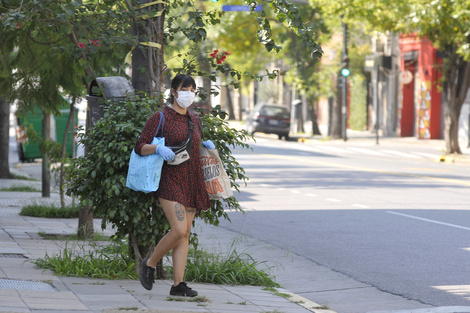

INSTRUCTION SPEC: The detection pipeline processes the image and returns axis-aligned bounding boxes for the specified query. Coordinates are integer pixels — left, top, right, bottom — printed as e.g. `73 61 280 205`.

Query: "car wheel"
246 124 252 133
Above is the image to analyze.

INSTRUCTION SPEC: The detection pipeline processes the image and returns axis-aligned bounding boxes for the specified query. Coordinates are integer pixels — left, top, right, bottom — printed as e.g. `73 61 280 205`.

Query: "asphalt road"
219 135 470 310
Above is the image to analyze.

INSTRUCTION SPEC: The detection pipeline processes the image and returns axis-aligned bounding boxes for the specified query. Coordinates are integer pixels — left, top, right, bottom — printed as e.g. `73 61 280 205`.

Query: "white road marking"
387 211 470 231
379 149 422 159
348 147 388 156
327 198 341 202
291 190 301 194
414 152 441 159
313 146 354 154
352 204 369 208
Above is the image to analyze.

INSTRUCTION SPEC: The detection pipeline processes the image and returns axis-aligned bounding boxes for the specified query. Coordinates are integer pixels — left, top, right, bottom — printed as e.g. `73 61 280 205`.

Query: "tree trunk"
198 54 212 108
70 26 95 238
331 77 343 139
77 207 94 239
443 50 470 154
129 0 166 275
132 2 152 94
311 101 322 136
225 85 236 120
41 112 51 198
0 98 14 179
59 102 75 208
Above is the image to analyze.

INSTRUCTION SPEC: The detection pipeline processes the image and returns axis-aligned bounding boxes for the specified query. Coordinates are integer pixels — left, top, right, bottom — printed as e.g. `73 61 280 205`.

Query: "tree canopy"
319 0 470 153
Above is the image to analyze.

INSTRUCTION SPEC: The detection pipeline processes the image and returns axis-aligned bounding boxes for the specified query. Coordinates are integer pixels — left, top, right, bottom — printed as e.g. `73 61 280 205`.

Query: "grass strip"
0 185 40 192
20 204 80 218
38 231 111 241
33 241 138 280
182 248 279 288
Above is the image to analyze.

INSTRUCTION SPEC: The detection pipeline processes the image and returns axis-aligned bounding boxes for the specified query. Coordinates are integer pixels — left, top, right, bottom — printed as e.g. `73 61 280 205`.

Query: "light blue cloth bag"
126 112 165 193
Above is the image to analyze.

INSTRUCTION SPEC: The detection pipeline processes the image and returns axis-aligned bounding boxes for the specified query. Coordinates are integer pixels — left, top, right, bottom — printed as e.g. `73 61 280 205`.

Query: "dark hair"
168 74 196 105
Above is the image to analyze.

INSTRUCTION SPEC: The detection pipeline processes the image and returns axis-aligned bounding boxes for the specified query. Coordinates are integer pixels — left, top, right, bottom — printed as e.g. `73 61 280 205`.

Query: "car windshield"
260 106 289 119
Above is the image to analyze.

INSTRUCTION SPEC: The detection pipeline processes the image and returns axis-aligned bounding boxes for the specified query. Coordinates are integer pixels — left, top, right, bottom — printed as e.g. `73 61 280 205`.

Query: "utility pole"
341 20 349 141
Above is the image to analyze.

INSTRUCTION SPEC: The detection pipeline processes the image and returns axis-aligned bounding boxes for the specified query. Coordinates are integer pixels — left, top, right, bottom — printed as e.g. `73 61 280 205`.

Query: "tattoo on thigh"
175 203 185 221
187 208 196 215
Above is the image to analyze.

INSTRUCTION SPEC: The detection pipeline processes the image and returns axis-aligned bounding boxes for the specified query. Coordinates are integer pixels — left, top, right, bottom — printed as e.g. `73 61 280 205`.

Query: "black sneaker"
170 282 198 297
140 259 155 290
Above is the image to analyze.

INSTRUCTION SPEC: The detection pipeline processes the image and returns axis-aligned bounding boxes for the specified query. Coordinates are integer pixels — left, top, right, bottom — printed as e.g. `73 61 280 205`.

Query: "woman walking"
133 74 215 296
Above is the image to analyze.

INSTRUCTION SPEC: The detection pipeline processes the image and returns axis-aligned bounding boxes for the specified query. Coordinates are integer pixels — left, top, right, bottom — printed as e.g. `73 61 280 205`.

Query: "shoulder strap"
154 111 165 137
188 117 194 139
196 117 204 140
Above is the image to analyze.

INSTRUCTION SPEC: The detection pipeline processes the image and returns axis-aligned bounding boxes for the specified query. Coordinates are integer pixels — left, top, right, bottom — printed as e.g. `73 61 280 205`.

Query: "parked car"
246 103 291 140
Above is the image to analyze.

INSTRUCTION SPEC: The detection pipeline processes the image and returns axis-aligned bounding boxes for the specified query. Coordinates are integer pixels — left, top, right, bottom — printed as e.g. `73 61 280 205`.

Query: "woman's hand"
156 145 175 161
202 140 215 150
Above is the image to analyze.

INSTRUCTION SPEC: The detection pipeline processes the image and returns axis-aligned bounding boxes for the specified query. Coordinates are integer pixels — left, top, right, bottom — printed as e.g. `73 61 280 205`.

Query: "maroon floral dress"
134 106 211 213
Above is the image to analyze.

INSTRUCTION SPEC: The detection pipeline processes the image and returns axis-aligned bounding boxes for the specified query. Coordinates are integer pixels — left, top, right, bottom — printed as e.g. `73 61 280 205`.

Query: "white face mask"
175 90 195 109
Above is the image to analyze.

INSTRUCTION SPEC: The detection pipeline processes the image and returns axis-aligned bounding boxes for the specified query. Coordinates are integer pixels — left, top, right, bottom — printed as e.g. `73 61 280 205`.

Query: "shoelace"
144 266 154 283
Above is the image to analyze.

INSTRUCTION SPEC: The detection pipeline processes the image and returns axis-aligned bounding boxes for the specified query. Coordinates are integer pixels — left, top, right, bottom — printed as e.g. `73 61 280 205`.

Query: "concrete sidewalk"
0 172 332 313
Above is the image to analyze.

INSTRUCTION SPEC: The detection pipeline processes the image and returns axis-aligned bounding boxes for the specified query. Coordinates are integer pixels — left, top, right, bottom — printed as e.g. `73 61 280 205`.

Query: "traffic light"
341 56 350 77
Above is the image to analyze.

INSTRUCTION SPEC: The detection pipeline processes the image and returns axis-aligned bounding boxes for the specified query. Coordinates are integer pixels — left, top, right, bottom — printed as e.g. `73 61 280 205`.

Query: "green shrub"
65 96 251 268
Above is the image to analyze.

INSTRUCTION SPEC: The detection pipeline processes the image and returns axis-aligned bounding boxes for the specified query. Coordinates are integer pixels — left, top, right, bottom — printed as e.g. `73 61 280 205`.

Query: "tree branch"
27 32 68 46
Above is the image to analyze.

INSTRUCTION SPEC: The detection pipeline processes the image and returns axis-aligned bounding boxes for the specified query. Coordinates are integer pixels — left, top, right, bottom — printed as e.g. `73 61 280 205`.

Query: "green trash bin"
16 109 42 161
16 99 78 162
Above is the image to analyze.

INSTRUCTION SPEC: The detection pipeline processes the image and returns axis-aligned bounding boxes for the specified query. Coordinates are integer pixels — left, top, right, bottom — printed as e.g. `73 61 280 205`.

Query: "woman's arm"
140 144 158 156
134 112 162 156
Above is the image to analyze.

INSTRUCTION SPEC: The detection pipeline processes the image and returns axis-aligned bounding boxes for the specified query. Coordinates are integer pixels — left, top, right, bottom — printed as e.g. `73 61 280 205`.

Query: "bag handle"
155 111 165 137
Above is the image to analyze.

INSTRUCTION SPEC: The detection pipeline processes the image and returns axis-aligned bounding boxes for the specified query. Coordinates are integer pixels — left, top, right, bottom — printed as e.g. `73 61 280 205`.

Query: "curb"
437 154 470 164
280 290 337 313
297 137 315 143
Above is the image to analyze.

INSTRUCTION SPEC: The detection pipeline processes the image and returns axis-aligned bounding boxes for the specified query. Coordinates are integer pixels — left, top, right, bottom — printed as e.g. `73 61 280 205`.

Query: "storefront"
398 34 442 139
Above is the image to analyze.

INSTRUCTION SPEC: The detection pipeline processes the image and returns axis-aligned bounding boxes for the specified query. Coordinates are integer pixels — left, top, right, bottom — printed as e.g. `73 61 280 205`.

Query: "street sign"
400 70 413 84
222 5 262 11
364 55 376 72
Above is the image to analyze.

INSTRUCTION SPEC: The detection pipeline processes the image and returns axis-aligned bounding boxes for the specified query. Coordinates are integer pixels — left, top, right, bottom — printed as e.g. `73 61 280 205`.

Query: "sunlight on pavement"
432 285 470 301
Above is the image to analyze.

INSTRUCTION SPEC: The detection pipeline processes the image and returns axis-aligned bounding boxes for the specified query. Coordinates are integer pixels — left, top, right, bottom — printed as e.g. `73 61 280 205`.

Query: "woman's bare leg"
146 199 195 286
172 206 195 285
